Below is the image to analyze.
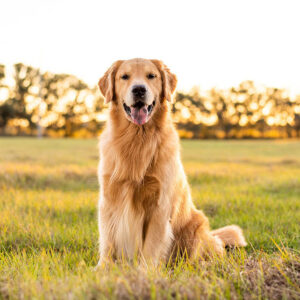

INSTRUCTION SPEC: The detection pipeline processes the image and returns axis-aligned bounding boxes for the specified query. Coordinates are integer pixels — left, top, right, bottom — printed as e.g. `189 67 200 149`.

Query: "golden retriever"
97 58 246 267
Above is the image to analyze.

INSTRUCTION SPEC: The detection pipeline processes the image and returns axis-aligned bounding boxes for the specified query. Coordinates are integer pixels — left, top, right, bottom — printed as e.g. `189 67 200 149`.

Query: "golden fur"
97 58 246 266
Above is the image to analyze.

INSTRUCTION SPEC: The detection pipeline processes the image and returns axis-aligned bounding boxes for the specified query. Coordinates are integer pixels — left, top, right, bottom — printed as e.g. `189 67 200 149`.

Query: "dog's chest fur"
99 122 176 259
100 130 161 258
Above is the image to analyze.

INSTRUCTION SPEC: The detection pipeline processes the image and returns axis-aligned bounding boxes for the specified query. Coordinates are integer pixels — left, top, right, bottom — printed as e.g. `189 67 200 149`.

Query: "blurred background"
1 0 300 139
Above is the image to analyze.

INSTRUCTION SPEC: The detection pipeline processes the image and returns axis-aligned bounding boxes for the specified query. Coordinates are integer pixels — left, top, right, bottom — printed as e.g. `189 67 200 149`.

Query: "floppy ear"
151 59 177 102
98 60 123 103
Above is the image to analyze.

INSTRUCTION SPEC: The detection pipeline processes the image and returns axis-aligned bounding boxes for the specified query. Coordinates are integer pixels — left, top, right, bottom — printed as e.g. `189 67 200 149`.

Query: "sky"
1 0 300 94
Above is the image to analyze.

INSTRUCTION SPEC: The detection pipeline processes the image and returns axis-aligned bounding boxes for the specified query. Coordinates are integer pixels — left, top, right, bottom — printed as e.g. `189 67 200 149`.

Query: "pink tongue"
131 107 148 125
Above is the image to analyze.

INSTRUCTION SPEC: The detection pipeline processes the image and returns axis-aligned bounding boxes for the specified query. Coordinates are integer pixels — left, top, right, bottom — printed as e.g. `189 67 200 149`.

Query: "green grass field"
0 138 299 299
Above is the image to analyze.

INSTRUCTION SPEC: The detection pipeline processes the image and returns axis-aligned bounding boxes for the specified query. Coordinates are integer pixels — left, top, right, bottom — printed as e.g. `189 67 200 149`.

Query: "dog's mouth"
123 100 156 125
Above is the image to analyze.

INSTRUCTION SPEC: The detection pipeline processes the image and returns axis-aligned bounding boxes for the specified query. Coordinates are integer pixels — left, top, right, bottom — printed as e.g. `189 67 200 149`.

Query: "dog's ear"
151 59 177 102
98 60 123 103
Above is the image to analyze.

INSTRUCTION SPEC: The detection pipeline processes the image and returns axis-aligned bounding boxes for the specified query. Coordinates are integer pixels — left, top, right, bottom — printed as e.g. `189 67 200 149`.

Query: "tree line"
0 63 300 138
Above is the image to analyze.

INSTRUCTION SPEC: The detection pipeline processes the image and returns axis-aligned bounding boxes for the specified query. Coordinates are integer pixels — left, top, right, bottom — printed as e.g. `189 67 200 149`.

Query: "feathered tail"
211 225 247 247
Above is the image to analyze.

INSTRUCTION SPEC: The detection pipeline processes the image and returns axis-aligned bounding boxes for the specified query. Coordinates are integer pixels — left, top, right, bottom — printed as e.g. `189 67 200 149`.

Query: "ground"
0 138 299 299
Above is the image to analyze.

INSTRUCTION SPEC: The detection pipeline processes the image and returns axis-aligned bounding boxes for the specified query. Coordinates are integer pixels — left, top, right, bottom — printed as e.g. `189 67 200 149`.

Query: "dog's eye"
121 74 129 80
147 73 156 79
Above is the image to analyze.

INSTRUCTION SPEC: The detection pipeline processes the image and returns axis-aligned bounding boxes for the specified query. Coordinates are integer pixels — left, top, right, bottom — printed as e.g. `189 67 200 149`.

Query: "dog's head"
98 58 177 125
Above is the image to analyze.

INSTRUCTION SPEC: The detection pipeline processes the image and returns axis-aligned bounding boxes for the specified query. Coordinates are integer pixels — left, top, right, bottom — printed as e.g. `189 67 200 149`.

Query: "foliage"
174 81 300 138
0 63 105 137
0 63 300 138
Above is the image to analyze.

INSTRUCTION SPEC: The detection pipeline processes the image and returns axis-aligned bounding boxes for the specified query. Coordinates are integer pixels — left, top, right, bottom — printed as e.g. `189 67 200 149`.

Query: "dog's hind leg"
175 209 225 260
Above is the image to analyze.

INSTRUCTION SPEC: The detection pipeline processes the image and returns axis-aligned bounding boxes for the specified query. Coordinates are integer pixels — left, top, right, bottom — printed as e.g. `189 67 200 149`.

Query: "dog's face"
115 59 162 125
98 58 177 125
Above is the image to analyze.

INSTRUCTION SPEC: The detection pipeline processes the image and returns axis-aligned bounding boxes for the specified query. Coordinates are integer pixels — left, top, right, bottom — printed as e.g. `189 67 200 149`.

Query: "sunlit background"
0 0 300 138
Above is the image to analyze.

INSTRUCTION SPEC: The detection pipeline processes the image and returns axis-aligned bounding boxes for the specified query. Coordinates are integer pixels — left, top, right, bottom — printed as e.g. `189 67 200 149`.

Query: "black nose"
132 85 146 99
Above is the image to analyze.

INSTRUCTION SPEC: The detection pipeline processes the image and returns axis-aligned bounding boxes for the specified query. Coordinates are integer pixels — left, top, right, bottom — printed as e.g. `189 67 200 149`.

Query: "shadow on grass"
263 180 300 196
0 171 99 191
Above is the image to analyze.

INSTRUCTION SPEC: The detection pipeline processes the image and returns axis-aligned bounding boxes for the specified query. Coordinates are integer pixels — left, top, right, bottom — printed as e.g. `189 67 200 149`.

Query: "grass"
0 138 299 299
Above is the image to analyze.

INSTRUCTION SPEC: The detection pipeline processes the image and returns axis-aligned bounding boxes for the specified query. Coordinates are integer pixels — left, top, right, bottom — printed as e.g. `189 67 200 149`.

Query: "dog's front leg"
141 209 173 267
97 203 116 268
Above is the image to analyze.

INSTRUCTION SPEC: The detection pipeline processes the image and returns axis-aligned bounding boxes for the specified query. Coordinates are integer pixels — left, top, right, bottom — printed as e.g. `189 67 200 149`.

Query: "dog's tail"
211 225 247 247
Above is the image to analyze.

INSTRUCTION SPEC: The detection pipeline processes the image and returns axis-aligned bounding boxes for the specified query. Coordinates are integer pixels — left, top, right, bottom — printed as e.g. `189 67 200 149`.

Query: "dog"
97 58 246 266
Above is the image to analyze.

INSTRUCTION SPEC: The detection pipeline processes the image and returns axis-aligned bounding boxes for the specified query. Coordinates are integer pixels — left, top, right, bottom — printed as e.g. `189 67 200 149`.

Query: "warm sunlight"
1 2 300 298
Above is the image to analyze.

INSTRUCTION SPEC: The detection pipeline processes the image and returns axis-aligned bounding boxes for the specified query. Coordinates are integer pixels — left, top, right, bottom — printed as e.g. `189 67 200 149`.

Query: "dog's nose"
132 85 146 99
